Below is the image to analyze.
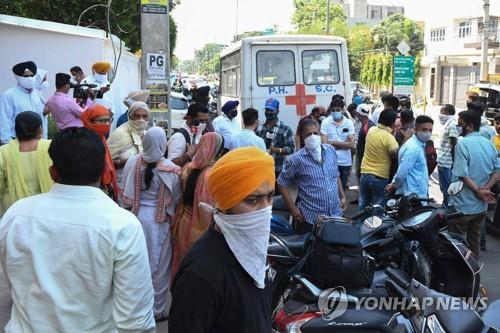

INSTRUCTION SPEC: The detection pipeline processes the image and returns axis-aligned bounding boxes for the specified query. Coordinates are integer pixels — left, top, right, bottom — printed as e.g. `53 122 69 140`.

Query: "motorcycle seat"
481 299 500 330
278 233 308 257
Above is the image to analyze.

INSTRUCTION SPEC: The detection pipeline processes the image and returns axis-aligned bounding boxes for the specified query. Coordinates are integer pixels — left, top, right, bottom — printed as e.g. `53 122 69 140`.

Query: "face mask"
319 116 326 123
439 114 452 126
456 125 464 136
91 123 111 137
304 134 322 162
129 119 148 133
94 73 107 83
198 122 207 132
226 109 237 120
202 203 272 289
265 112 278 121
416 131 432 143
16 76 36 90
332 111 343 121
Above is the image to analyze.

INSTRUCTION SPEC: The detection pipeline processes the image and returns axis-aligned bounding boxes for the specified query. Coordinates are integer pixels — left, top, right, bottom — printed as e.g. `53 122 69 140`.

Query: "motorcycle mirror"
364 216 383 229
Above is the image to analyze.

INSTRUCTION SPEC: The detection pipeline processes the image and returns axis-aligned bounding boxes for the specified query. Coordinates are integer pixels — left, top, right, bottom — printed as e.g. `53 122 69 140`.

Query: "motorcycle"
384 267 500 333
269 195 484 331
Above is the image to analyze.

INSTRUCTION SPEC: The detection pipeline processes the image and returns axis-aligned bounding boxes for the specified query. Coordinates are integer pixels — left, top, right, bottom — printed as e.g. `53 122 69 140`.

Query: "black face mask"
265 112 278 121
226 109 237 119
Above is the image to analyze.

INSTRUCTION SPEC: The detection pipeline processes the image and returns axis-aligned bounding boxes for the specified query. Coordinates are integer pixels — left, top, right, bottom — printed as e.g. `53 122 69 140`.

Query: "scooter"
384 268 500 333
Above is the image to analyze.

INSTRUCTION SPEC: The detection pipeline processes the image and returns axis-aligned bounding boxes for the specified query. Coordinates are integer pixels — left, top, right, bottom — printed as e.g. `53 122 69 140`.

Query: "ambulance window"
256 51 296 86
302 50 340 85
221 51 241 97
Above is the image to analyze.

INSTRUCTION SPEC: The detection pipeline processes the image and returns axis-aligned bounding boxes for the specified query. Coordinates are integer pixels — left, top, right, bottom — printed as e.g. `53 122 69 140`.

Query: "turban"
196 85 210 98
207 147 275 210
12 61 37 76
128 101 150 117
92 61 111 73
124 90 150 107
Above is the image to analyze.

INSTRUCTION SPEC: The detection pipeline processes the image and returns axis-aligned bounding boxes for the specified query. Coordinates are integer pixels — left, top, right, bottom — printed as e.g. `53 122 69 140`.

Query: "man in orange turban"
82 61 114 114
169 147 276 333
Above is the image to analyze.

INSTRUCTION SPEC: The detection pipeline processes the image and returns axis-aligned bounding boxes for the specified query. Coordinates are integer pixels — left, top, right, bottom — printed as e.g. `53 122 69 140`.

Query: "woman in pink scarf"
170 132 224 279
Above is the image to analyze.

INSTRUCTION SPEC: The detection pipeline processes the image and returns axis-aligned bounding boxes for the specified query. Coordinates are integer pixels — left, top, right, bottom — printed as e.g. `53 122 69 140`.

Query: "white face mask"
128 119 148 133
201 203 272 289
439 114 452 126
16 76 36 90
304 134 322 162
198 122 207 132
416 131 432 143
94 73 107 83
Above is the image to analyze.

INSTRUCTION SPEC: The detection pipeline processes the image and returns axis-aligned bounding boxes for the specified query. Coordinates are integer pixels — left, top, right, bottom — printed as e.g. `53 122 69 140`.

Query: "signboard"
146 53 166 79
396 41 411 56
393 56 415 86
393 85 413 95
141 0 167 14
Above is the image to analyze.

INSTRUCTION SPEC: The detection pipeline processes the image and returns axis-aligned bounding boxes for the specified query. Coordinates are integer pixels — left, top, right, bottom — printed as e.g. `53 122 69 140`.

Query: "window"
430 28 446 42
458 20 472 38
429 67 436 99
256 50 296 86
171 97 188 110
302 50 340 85
220 50 241 97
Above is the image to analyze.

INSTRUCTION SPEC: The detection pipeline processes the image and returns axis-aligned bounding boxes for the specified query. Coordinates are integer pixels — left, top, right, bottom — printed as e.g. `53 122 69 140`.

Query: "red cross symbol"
285 84 317 117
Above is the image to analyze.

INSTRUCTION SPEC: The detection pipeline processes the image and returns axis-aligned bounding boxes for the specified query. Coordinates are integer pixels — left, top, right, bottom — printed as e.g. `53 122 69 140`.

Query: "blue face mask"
332 111 343 121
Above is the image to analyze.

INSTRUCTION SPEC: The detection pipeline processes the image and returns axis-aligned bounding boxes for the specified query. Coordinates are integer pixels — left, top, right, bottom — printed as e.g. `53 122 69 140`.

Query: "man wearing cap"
212 100 241 149
256 98 295 179
46 73 85 130
0 61 47 144
116 90 150 127
82 61 114 114
169 147 275 333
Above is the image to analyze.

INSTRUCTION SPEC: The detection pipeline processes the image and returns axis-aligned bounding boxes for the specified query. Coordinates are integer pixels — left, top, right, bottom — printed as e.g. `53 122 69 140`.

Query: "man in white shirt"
167 102 209 167
213 100 241 149
321 98 355 190
230 107 266 151
0 127 155 333
82 61 115 114
0 61 47 144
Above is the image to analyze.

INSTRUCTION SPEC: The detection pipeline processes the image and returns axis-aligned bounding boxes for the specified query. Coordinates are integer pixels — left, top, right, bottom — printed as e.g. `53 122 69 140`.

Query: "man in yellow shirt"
359 109 399 209
495 115 500 151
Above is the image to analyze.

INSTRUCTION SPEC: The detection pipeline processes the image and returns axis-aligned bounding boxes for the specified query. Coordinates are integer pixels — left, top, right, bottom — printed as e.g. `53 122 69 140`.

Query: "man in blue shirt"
448 111 500 255
278 119 346 234
229 108 266 151
386 115 434 198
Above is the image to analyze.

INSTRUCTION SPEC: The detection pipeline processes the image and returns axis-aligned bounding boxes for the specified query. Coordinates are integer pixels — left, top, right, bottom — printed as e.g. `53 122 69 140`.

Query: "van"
219 35 351 132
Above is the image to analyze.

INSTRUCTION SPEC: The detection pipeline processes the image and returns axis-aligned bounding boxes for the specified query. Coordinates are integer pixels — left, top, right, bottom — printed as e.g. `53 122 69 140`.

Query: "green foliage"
372 14 424 55
347 24 373 80
292 0 346 33
0 0 180 54
233 30 265 42
194 43 224 75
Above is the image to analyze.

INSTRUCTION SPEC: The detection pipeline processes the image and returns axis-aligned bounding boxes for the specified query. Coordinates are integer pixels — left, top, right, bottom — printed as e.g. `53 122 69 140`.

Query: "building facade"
333 0 405 26
419 14 500 108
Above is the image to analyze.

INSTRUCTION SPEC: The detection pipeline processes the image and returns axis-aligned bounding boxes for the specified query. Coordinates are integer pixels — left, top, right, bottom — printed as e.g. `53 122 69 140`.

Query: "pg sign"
147 53 166 79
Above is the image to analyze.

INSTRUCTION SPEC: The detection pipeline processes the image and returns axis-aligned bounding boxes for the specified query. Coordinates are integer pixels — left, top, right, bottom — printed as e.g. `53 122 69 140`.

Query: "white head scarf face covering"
128 101 150 117
35 69 48 91
142 126 167 163
128 101 150 134
200 202 272 289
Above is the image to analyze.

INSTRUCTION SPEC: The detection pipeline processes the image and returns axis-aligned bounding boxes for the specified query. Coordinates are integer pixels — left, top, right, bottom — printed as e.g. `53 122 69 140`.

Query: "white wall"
0 24 141 123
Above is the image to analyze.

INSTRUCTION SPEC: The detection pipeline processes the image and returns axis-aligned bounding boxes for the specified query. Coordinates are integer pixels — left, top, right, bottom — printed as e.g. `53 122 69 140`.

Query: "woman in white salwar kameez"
121 126 181 322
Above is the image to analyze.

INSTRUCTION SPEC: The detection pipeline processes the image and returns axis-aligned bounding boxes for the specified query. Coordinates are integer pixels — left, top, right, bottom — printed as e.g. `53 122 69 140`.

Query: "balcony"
464 28 500 49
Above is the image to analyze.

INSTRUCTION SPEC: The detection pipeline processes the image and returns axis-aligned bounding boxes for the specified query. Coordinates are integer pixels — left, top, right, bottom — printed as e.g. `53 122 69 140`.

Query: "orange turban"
207 147 275 210
92 61 111 73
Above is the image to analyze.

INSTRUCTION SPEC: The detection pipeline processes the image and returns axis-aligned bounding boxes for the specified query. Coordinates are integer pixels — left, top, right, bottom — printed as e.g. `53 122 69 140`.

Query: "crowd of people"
0 59 499 332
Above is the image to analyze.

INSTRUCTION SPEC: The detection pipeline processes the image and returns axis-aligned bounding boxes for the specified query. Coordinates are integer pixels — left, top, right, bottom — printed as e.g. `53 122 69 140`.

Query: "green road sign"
393 56 415 86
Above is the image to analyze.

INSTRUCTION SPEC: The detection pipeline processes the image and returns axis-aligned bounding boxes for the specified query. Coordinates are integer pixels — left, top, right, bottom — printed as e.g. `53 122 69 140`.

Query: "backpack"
164 128 191 158
303 216 374 289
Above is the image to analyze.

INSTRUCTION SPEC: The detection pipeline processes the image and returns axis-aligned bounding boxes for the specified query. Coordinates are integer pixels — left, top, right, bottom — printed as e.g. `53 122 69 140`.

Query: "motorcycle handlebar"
351 206 371 220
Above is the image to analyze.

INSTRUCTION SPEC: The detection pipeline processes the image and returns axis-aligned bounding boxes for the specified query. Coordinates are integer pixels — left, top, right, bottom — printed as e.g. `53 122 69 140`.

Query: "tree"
347 24 373 80
371 14 424 56
194 43 224 75
1 0 180 54
233 31 265 42
292 0 346 34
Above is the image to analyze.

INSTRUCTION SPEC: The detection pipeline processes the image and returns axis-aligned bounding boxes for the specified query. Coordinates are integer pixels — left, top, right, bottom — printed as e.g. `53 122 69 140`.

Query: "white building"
418 14 500 108
333 0 405 26
0 14 141 122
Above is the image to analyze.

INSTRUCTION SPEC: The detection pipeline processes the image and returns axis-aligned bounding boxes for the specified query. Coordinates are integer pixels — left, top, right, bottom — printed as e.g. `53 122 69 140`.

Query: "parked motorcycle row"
268 195 500 333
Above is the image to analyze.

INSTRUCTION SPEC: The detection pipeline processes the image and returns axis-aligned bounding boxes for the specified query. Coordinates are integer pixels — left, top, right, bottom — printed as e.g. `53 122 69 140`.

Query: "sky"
172 0 500 60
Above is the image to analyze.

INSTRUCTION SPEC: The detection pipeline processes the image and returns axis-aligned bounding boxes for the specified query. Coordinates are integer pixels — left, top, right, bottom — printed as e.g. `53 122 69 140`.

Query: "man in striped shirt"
449 111 500 255
278 119 346 234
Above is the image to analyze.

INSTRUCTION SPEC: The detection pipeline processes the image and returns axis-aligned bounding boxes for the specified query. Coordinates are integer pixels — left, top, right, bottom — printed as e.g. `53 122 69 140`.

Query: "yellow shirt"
495 135 500 151
361 124 399 179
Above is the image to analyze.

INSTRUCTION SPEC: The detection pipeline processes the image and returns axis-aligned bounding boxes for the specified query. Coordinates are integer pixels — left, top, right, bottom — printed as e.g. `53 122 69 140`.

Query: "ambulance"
219 35 351 132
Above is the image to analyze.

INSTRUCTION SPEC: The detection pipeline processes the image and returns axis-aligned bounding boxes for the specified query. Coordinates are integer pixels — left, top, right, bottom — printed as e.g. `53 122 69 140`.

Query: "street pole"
326 0 331 34
235 0 239 37
165 4 172 138
480 0 490 81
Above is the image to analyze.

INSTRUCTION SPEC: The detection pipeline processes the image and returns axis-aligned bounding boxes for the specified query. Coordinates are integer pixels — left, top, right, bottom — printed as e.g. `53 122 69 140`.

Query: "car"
170 91 189 129
350 81 371 99
472 82 500 123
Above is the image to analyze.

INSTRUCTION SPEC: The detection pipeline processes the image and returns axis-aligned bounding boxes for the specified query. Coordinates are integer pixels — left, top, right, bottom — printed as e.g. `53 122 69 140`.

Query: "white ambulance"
219 35 351 132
